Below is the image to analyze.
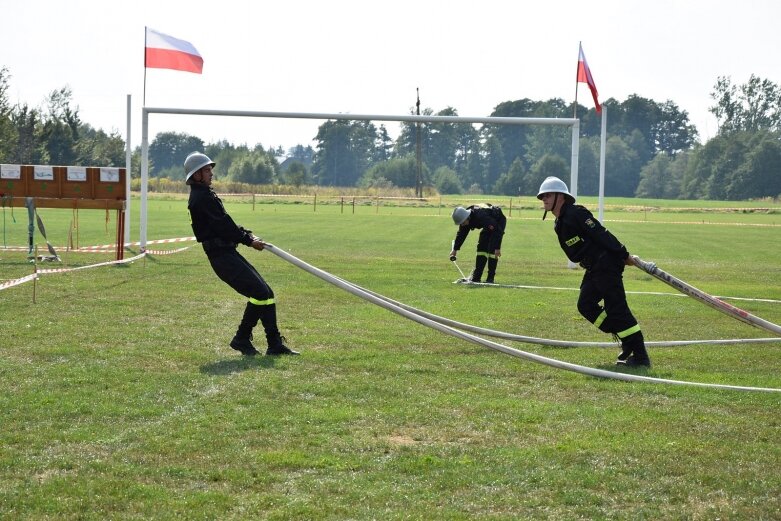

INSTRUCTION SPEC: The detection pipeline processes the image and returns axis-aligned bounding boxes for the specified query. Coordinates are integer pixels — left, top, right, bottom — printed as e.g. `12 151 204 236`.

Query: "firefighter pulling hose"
537 177 652 368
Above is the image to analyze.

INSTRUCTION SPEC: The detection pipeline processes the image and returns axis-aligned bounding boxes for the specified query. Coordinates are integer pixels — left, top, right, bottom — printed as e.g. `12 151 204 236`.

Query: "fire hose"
264 243 781 393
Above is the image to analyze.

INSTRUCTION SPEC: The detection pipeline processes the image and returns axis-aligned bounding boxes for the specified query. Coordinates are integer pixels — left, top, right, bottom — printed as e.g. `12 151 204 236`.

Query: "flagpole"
598 105 607 221
143 27 148 107
574 41 581 119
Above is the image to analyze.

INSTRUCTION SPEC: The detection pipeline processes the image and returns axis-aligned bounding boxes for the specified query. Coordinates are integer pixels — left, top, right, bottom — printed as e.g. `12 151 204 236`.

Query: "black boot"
266 334 300 356
613 333 632 363
258 303 300 355
230 303 261 356
470 255 488 283
486 257 498 284
616 331 651 368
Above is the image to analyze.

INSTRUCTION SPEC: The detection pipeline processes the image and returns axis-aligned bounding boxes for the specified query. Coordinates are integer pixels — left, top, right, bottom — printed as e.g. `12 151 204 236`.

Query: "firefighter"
185 152 299 356
449 203 506 284
536 176 651 368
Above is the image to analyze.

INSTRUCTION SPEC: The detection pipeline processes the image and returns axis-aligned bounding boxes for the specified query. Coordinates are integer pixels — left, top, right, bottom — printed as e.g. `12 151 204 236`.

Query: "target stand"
0 164 126 260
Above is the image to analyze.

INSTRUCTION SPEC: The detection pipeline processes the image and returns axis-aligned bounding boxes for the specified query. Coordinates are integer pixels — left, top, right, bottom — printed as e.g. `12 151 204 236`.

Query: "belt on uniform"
579 251 606 270
201 238 238 252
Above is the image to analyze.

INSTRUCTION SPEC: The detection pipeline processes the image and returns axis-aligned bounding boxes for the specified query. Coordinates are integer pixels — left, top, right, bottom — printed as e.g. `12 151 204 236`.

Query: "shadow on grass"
595 362 653 374
199 356 278 375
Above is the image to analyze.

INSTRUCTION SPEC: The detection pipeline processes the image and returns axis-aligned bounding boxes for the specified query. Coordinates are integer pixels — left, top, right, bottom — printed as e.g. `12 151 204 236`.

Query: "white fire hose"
632 255 781 336
265 244 781 393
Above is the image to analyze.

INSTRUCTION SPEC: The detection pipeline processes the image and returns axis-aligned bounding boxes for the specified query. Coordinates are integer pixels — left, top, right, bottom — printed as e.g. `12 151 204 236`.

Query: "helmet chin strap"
542 193 559 221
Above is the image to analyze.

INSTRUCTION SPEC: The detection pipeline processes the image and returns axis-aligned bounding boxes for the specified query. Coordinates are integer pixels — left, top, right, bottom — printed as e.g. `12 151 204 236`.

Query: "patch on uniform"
565 235 581 247
585 218 596 228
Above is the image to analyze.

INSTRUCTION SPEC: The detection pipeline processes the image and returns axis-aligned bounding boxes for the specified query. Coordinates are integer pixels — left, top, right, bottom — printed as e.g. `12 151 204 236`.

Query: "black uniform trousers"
577 255 639 339
476 228 502 254
206 247 282 345
207 248 274 302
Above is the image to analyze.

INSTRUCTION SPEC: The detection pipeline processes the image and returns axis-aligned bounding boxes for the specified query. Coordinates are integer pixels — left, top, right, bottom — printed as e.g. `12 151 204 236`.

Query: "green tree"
605 136 641 197
482 135 506 192
710 75 781 134
359 156 428 189
486 98 538 171
228 151 275 184
10 104 42 164
312 120 377 186
666 151 690 200
493 157 525 196
706 133 748 200
425 107 463 171
656 100 699 155
149 132 204 178
681 139 723 199
432 165 463 195
288 144 315 164
635 153 673 199
284 161 309 187
374 124 393 163
0 66 16 162
206 140 245 179
38 87 80 165
726 131 781 199
75 124 126 166
523 154 568 195
576 137 600 196
462 138 484 192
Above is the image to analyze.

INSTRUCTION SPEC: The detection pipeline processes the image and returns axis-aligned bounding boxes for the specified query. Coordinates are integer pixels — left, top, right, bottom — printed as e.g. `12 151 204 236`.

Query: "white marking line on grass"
459 281 781 305
266 243 781 393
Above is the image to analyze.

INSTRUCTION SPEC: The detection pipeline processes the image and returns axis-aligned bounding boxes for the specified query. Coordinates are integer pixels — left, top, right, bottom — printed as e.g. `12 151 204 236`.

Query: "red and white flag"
144 27 203 74
576 43 600 113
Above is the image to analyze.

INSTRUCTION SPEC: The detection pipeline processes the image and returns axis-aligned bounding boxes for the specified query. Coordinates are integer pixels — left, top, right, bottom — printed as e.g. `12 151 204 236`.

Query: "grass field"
1 195 780 520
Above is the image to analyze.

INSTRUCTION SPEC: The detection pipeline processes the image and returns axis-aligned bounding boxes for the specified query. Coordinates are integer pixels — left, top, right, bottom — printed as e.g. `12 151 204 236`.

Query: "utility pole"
415 88 423 198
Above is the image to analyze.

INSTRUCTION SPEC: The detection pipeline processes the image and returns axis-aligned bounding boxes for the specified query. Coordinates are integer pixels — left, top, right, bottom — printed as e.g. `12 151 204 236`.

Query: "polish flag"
144 27 203 74
576 43 600 114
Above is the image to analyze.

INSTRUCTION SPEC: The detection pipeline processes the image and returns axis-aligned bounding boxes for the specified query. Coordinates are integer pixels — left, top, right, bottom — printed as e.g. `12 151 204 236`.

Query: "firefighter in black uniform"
449 203 506 284
185 152 298 356
536 176 651 368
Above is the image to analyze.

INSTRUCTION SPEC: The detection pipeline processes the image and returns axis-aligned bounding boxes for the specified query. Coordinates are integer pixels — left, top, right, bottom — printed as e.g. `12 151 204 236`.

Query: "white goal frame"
139 107 580 249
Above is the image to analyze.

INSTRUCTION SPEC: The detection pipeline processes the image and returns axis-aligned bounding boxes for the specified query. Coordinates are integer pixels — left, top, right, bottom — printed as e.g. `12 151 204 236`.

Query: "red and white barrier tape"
1 237 197 253
37 253 146 274
77 236 197 251
145 246 192 255
0 273 38 291
0 238 197 291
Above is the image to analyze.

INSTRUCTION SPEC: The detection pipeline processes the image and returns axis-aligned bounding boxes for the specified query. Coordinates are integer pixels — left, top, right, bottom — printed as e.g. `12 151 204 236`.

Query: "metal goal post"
139 107 580 249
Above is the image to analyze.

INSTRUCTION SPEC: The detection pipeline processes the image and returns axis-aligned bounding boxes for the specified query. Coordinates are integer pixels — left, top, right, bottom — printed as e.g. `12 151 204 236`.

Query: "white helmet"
184 152 215 181
452 206 470 225
537 176 575 203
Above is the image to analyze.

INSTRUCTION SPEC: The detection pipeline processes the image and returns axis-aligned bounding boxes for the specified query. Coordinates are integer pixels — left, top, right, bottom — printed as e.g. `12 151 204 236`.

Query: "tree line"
1 65 779 200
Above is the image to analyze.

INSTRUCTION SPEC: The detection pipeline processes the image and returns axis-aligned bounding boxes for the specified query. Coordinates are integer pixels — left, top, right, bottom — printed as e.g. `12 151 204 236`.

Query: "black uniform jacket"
554 202 628 269
188 183 255 253
453 204 506 252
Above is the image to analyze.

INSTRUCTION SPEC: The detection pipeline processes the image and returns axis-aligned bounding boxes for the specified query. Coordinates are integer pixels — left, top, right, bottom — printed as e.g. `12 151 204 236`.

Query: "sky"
3 0 781 158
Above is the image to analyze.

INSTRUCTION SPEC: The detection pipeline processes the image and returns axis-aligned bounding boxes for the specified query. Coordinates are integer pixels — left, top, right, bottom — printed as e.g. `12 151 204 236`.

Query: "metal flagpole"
598 105 607 221
143 27 148 107
573 41 580 119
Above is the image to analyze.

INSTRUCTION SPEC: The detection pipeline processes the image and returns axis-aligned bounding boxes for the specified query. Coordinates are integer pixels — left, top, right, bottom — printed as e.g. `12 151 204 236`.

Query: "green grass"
1 195 780 520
